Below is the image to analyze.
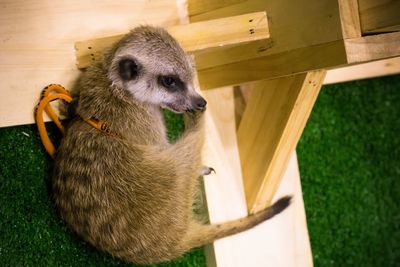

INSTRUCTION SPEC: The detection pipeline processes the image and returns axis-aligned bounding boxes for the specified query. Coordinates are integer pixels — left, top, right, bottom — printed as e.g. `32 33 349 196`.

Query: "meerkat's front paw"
200 166 216 176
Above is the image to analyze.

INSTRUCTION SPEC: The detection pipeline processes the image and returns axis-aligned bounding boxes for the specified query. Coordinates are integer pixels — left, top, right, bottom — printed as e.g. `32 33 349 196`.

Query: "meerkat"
52 25 291 264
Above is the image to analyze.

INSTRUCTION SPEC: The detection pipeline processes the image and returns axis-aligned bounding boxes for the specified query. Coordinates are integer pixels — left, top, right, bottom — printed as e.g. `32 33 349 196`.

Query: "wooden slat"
359 0 400 34
232 152 314 267
337 0 362 39
196 40 346 90
201 86 248 267
202 86 313 266
269 152 314 267
325 56 400 84
241 57 400 111
188 0 245 16
196 30 400 89
190 0 345 66
345 31 400 63
237 70 326 213
75 12 270 69
188 0 353 87
194 39 273 70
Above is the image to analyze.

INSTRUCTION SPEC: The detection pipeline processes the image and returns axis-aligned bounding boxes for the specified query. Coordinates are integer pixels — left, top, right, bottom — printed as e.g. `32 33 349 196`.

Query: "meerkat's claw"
200 166 216 176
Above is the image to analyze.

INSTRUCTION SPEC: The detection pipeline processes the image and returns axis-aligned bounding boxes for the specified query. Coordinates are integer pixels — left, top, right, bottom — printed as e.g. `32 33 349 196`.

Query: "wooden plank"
240 57 400 119
237 70 326 213
337 0 362 39
197 30 400 89
227 152 313 267
190 0 345 67
194 39 273 70
345 31 400 63
267 152 314 267
325 56 400 84
201 86 248 267
188 0 245 16
0 0 182 128
75 12 270 69
202 86 313 266
359 0 400 34
188 0 351 83
196 40 346 90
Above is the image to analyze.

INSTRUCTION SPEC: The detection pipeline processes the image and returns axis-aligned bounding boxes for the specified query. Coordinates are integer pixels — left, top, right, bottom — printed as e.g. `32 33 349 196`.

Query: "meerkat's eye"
161 76 176 87
118 59 138 81
159 75 184 92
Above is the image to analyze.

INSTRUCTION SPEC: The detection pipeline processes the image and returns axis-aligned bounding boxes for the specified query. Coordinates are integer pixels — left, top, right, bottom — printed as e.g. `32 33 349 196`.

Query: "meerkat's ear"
118 58 139 81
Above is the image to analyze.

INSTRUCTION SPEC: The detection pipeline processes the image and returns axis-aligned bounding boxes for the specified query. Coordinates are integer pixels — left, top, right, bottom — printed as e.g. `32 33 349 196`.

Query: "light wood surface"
187 0 351 89
202 86 313 267
188 0 244 17
359 0 400 34
201 86 248 267
189 0 346 69
194 39 273 70
76 12 270 69
325 56 400 84
345 31 400 63
237 71 326 213
196 40 345 89
0 0 182 128
196 30 400 89
337 0 362 39
189 0 400 89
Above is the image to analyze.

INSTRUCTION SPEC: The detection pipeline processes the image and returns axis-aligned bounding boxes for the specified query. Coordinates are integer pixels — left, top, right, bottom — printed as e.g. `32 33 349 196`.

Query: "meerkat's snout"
192 96 207 111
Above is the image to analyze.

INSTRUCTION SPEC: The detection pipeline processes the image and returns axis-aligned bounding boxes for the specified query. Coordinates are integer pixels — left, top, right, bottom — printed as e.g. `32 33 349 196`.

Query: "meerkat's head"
106 25 206 113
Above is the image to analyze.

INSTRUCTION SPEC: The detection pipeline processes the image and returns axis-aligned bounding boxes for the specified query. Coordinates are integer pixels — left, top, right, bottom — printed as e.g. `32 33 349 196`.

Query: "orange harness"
35 84 113 159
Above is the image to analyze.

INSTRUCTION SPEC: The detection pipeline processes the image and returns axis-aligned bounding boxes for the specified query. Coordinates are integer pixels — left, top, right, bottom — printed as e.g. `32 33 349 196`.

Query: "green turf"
297 75 400 267
1 75 399 266
0 113 204 267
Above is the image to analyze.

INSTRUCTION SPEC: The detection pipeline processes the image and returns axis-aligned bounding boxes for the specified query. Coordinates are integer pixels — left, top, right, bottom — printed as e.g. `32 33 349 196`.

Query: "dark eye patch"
118 58 139 81
158 75 185 92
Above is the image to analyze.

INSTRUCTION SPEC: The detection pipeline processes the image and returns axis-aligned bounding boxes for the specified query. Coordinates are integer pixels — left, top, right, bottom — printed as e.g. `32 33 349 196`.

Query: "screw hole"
88 46 92 49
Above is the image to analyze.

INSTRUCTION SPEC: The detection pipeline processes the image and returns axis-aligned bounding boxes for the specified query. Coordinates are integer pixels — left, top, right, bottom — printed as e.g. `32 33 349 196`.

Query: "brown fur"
52 26 291 264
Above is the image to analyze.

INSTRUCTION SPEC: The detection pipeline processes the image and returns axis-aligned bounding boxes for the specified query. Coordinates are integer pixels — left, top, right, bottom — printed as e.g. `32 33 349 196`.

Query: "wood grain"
190 0 345 68
345 31 400 63
359 0 400 34
196 40 346 89
188 0 351 88
197 30 400 89
237 71 326 213
194 39 273 70
201 86 248 267
75 12 270 69
0 0 181 128
202 86 313 266
337 0 362 39
188 0 245 16
325 56 400 84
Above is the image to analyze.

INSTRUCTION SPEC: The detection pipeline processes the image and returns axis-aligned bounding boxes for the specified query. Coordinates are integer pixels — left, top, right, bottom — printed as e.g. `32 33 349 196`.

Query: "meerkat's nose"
194 97 207 110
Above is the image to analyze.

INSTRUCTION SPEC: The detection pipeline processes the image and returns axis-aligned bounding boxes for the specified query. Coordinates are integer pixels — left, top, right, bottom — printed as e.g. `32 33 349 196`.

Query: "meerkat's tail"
183 196 292 249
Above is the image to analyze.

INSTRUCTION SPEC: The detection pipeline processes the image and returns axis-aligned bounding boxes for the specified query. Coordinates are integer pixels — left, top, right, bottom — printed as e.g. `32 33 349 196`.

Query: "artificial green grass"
1 75 399 266
297 75 400 267
0 113 204 266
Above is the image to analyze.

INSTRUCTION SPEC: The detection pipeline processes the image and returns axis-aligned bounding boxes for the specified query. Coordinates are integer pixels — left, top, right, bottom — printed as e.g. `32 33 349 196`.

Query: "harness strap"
34 84 114 159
